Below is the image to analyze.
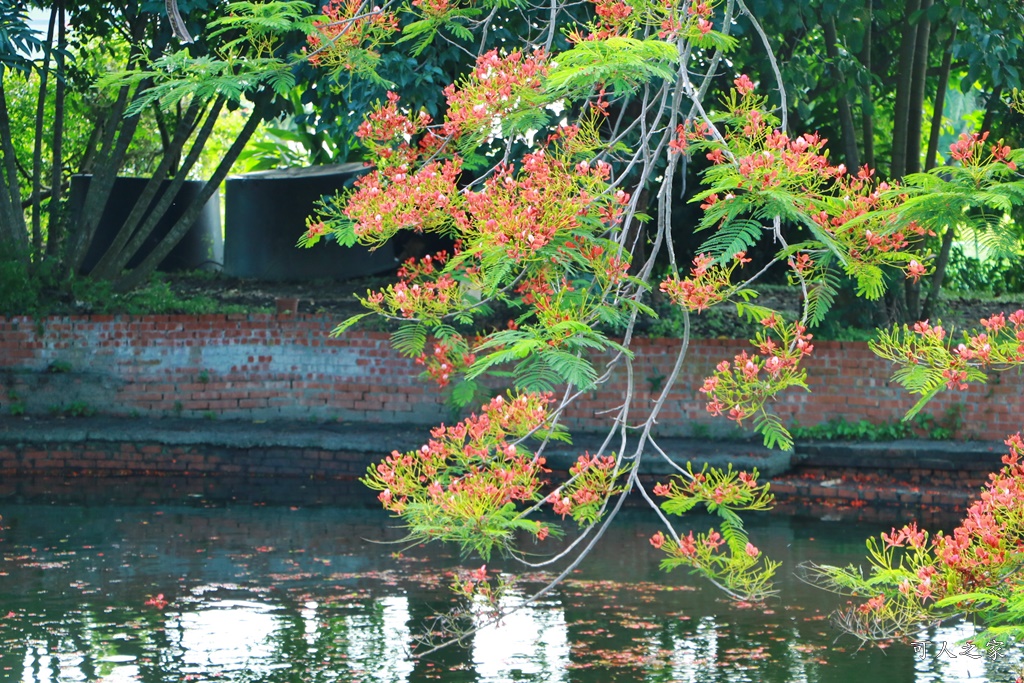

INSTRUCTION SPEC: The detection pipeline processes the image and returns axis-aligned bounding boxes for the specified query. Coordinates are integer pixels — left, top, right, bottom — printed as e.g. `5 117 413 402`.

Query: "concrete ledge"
0 416 796 478
0 416 1009 517
793 439 1007 471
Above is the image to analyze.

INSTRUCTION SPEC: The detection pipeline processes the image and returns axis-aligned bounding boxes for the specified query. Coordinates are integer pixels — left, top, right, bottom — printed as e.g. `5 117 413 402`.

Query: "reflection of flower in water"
144 593 168 609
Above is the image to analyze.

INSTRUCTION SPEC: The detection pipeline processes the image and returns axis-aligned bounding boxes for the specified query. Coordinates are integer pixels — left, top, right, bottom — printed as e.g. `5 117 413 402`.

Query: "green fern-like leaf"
513 355 559 393
542 349 598 389
330 312 371 337
545 37 679 98
734 301 778 324
660 490 701 516
718 511 749 553
848 262 886 300
804 267 840 328
449 379 479 408
391 324 427 358
754 411 793 451
697 219 763 263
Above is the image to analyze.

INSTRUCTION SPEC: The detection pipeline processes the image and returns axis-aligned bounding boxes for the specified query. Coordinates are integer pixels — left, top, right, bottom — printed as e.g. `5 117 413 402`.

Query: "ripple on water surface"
0 477 1019 683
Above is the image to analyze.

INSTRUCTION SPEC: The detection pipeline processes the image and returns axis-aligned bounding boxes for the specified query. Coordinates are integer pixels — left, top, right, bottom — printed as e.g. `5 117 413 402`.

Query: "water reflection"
472 593 569 682
167 598 284 674
0 490 1020 683
343 595 414 682
663 616 720 682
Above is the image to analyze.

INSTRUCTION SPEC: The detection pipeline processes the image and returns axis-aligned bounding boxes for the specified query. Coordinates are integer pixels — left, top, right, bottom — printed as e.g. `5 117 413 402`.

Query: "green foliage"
99 0 320 114
448 377 481 409
802 434 1024 646
391 323 428 358
47 360 72 374
546 37 679 98
6 389 25 416
66 401 96 417
103 53 297 116
47 400 96 417
790 407 967 442
0 1 42 74
207 0 317 52
0 256 42 318
361 392 567 561
0 259 252 318
654 464 779 600
398 7 483 57
944 245 1024 296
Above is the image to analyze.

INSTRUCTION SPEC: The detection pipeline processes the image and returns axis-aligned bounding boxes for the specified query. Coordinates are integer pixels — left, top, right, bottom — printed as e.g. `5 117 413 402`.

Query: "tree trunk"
30 5 58 261
47 0 67 259
921 224 955 320
901 0 931 319
113 104 263 293
0 77 30 255
87 99 204 279
100 98 224 278
823 17 860 170
924 27 956 172
890 0 921 180
860 0 875 171
66 21 166 274
904 0 932 176
981 85 1004 134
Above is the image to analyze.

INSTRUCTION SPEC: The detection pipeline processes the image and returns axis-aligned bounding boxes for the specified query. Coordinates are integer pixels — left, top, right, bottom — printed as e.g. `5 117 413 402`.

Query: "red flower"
144 594 168 609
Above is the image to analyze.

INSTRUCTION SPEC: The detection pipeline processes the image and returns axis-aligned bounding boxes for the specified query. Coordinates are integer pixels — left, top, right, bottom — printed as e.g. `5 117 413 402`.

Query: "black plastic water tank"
70 175 223 274
223 163 397 280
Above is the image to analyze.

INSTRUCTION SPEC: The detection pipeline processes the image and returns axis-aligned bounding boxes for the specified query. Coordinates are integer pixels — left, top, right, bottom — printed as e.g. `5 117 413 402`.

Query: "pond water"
0 479 1020 683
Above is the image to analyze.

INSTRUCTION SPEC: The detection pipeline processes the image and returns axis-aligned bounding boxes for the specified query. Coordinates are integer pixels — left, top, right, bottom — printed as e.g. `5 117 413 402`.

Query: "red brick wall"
1 314 1021 439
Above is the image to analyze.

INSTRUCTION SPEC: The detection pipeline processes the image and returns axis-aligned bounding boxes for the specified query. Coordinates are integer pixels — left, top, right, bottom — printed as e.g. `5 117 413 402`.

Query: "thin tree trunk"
47 0 67 259
981 84 1003 134
100 97 224 278
823 17 860 170
921 225 955 320
88 99 203 279
31 5 58 261
902 0 931 319
67 21 165 274
904 0 932 176
114 104 263 292
0 76 30 255
890 0 921 180
924 27 956 172
860 0 875 171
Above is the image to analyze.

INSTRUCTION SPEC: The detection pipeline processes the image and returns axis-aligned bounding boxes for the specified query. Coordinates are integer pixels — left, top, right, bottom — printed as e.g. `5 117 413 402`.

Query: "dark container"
70 175 223 273
223 163 397 280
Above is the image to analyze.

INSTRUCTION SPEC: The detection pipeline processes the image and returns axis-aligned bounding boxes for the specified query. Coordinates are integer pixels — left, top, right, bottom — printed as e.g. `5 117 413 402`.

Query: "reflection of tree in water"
1 496 1020 682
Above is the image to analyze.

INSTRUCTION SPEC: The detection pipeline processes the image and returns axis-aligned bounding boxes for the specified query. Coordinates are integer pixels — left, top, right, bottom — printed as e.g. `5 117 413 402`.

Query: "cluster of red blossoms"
306 0 397 69
851 433 1024 626
656 0 715 40
698 314 813 424
415 334 476 388
462 148 627 261
682 75 932 287
548 452 621 525
893 310 1024 391
442 48 549 138
658 251 751 313
363 393 555 544
360 247 474 323
948 131 1018 170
